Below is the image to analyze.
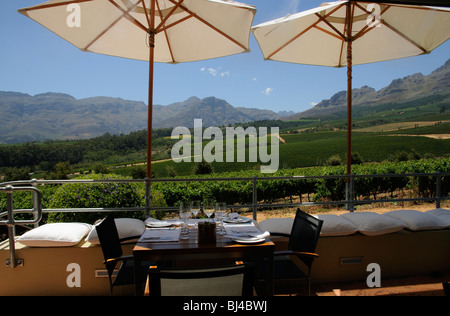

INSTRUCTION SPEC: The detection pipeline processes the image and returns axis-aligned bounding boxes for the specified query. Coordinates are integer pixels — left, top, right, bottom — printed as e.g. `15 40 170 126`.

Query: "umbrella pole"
346 2 354 211
147 0 156 181
146 0 156 214
346 46 352 181
147 34 155 181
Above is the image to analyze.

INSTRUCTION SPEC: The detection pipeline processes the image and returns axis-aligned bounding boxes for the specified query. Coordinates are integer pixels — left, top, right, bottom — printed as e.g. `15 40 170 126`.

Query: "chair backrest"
148 263 255 296
95 216 123 262
288 208 323 267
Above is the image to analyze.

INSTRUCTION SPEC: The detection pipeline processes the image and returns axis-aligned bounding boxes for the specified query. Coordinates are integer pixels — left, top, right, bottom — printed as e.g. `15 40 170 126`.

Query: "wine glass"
190 200 201 229
203 200 215 221
179 201 191 239
215 202 227 235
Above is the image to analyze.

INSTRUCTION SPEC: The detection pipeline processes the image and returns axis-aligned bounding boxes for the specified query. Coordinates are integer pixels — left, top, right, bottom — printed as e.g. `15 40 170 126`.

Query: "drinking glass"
215 202 227 235
179 201 191 239
190 200 201 230
190 200 201 219
203 200 215 221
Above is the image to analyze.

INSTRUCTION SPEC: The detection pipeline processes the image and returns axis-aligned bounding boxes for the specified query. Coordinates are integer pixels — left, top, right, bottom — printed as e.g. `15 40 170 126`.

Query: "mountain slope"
0 93 279 143
285 58 450 120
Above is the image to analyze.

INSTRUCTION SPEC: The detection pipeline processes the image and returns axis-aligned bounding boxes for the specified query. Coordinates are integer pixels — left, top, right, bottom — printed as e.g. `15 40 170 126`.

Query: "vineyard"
151 157 450 207
1 157 449 234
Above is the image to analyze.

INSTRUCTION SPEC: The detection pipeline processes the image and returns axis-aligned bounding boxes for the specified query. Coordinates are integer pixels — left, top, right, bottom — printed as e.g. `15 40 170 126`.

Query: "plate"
230 237 266 244
223 217 251 224
146 221 173 228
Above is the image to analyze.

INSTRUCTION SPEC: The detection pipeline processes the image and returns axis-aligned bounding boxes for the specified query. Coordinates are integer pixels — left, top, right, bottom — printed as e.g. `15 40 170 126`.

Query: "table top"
133 218 275 296
134 219 275 255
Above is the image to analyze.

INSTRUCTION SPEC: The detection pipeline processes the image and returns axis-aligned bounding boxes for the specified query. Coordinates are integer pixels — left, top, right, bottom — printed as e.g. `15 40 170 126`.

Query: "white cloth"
138 227 181 242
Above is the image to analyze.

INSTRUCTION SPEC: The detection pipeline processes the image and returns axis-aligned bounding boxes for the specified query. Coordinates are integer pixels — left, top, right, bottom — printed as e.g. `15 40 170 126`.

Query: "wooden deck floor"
275 273 450 296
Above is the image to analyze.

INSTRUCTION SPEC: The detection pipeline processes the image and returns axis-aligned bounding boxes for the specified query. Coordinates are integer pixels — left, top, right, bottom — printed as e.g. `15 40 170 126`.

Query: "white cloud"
208 67 218 76
201 66 230 77
262 87 273 95
286 0 301 14
310 101 318 106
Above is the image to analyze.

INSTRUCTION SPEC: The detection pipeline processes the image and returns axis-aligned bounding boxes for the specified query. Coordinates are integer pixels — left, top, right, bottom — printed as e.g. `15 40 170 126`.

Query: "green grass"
113 125 450 178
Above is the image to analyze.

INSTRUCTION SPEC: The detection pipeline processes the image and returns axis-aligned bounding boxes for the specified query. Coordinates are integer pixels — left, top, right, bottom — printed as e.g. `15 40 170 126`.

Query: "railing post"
346 174 355 212
0 185 42 268
31 178 39 228
436 172 442 209
252 176 257 221
5 186 17 268
145 177 151 218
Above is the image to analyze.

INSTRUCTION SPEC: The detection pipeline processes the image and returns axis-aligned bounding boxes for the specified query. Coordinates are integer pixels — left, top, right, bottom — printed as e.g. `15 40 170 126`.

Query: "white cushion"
426 208 450 217
17 223 92 247
315 214 358 236
384 210 448 231
258 218 293 235
341 212 405 236
85 218 145 244
434 215 450 227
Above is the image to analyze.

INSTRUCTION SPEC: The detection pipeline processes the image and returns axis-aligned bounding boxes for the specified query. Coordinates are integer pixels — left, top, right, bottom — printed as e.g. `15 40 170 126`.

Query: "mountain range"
0 93 287 144
0 58 449 144
284 58 450 120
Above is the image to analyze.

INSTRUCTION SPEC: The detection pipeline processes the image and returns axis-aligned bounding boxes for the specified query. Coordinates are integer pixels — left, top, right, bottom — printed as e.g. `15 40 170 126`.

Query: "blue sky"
1 0 449 113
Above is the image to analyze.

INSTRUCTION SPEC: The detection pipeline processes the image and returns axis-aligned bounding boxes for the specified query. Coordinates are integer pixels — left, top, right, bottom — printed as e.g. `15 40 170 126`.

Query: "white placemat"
138 228 181 242
224 222 263 235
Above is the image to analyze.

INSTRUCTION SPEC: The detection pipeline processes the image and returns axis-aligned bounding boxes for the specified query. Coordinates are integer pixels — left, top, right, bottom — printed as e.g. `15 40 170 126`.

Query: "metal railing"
0 185 42 268
1 172 449 268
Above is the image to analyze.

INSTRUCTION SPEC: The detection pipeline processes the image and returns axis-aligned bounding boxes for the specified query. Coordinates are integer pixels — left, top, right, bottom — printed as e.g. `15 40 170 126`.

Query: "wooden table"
133 225 275 296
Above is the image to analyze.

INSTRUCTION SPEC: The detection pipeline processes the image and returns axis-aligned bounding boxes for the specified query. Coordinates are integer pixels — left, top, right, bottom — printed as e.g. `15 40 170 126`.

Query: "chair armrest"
274 250 319 258
119 235 141 243
105 255 134 265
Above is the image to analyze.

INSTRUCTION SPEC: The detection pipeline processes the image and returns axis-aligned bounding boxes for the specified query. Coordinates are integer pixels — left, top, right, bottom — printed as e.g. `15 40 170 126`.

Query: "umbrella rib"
352 3 390 41
169 0 247 51
382 20 427 53
154 0 176 63
140 0 152 31
313 25 344 41
267 3 345 60
314 13 345 40
84 0 145 51
19 0 93 12
155 0 185 31
157 14 193 33
108 0 148 32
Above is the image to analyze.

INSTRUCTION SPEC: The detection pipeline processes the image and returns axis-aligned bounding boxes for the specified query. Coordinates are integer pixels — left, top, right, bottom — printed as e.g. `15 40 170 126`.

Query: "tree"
3 167 31 181
47 161 71 179
194 160 213 175
130 165 146 179
326 155 342 166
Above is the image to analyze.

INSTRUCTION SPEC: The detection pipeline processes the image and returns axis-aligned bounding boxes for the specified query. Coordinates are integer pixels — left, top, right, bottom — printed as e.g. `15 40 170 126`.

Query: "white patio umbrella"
252 0 450 180
19 0 256 180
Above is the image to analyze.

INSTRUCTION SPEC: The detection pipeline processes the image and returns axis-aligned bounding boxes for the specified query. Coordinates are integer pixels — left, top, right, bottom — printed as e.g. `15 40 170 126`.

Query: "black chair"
95 215 153 295
443 282 449 296
146 262 255 296
270 208 323 296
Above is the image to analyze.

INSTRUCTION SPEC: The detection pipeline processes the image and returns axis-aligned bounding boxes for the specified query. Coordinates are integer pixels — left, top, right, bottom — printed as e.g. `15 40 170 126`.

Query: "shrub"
194 160 213 175
326 155 342 166
47 173 166 223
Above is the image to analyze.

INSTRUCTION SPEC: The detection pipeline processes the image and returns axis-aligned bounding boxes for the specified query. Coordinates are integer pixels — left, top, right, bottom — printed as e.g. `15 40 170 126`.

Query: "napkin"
145 217 182 227
225 222 270 240
138 228 181 242
227 231 270 240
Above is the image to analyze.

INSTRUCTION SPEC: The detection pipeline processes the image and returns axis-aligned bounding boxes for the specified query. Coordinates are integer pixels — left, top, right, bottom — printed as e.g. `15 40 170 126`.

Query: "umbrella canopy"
252 1 450 179
19 0 256 179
